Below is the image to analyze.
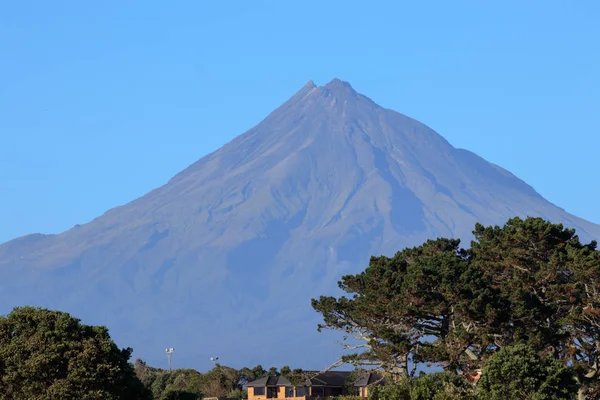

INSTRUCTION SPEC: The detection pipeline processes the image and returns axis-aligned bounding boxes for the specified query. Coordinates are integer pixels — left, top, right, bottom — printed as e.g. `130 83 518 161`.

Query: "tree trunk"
388 354 410 382
399 353 409 379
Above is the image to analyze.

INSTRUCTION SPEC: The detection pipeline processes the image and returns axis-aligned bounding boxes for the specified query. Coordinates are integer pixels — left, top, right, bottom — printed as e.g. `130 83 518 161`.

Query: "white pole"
166 348 174 371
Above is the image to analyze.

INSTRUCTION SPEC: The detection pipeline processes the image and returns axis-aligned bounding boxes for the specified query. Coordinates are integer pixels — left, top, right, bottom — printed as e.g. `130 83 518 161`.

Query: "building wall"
248 386 265 400
358 386 369 398
249 384 364 400
248 386 306 400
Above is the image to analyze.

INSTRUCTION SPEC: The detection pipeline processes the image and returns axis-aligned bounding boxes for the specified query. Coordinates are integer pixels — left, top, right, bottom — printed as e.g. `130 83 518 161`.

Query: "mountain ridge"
1 78 598 369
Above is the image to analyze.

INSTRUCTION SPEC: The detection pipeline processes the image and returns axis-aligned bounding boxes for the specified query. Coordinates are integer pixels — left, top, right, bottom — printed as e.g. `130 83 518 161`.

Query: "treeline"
0 305 309 400
132 362 310 400
312 217 600 399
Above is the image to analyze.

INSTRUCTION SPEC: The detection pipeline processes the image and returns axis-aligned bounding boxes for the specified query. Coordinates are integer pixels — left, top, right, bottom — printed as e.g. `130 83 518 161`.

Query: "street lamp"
166 348 174 371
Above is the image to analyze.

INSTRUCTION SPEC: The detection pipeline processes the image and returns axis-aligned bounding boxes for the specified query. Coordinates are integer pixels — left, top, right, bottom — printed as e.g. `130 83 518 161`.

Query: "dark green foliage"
135 362 288 400
331 397 367 400
238 365 270 385
133 359 206 399
0 306 152 400
159 390 200 400
312 217 600 396
471 218 600 397
280 365 309 386
200 364 243 398
344 368 365 396
368 372 475 400
477 344 577 400
228 388 248 399
312 237 501 377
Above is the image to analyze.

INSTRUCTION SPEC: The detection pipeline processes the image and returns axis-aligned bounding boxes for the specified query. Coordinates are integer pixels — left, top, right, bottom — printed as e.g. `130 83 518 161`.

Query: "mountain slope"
1 79 599 369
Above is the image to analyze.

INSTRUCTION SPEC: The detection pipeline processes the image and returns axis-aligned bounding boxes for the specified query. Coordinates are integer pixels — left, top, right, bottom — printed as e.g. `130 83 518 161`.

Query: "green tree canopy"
135 362 270 400
133 359 203 400
0 306 151 400
280 366 309 386
369 372 475 400
471 217 600 397
477 344 576 400
201 364 243 398
239 364 270 385
312 217 600 396
312 237 504 379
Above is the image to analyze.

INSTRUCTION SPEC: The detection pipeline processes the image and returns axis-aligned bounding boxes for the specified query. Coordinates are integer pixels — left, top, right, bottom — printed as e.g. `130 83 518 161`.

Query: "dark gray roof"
353 372 386 387
248 371 365 388
246 376 292 387
305 371 352 387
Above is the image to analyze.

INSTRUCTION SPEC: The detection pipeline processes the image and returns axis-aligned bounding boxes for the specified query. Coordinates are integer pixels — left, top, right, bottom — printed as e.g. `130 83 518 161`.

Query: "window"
267 387 278 398
285 387 294 398
311 386 324 397
254 387 265 396
295 387 306 397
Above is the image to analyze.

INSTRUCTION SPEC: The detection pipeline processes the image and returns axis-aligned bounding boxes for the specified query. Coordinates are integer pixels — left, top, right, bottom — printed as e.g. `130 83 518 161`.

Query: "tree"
0 306 151 400
239 365 268 385
369 372 475 400
312 217 600 395
159 390 200 400
229 388 248 399
477 344 576 400
135 362 257 400
280 366 309 386
344 368 366 396
312 238 506 379
201 364 243 398
140 366 203 400
471 217 600 397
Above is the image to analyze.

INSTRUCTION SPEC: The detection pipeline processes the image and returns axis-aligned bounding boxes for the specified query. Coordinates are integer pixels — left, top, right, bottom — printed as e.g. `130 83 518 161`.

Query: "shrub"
477 344 577 400
369 372 475 400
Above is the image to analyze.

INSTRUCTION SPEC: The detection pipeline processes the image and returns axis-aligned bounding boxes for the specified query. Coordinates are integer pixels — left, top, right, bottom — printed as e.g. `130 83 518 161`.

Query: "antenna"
165 347 174 371
210 356 219 366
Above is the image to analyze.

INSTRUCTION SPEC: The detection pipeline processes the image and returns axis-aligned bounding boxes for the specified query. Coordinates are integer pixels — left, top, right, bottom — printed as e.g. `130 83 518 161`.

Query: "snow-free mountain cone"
1 79 598 368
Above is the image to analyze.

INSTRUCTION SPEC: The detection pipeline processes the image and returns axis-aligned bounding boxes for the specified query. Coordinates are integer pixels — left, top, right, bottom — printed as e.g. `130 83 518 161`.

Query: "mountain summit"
1 79 599 369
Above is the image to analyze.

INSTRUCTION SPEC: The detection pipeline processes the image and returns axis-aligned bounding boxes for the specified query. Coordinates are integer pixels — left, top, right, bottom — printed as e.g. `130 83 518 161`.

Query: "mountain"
1 79 599 370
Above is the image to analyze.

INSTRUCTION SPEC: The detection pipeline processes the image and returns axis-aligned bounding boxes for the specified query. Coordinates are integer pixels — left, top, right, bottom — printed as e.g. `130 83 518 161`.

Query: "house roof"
305 371 352 387
353 372 386 387
247 372 356 388
246 376 292 387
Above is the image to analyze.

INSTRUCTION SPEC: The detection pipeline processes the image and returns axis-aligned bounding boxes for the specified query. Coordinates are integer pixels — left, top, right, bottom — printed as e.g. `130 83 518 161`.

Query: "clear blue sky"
1 0 599 244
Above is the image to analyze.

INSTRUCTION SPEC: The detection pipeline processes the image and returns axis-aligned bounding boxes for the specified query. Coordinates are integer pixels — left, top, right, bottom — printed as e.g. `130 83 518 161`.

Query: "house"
247 376 297 400
352 372 385 398
246 371 385 400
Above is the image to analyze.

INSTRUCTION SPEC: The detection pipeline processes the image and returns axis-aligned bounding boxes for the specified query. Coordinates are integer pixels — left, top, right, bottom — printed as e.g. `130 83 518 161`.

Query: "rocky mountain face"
1 79 599 369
